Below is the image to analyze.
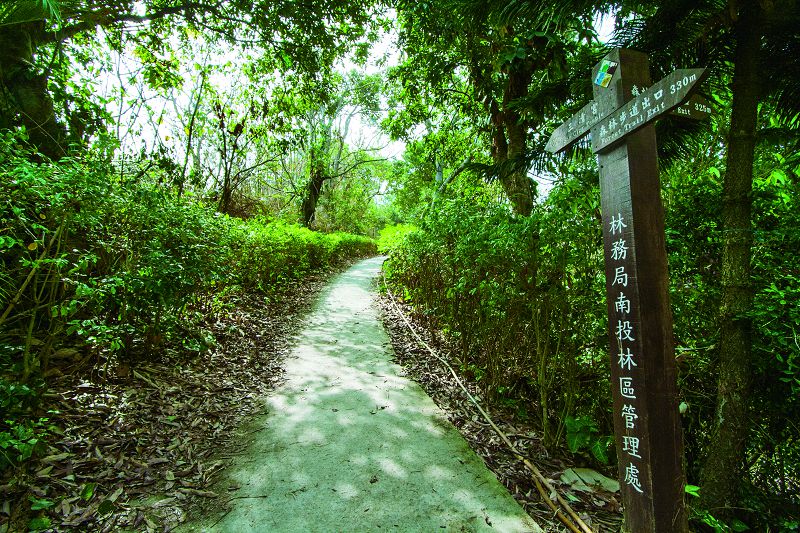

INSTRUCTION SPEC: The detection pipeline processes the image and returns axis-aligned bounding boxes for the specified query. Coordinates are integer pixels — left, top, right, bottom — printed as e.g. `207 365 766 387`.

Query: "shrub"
0 136 377 473
0 136 376 381
382 191 608 450
377 223 418 254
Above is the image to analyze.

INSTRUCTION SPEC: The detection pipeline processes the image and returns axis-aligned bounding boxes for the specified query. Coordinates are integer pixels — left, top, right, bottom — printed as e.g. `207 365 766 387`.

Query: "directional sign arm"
545 100 605 154
590 68 707 153
670 94 713 120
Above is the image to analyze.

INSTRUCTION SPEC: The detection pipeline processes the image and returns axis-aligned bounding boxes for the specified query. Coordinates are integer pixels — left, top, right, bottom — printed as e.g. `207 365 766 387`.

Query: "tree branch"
43 2 240 44
326 157 385 180
438 156 473 194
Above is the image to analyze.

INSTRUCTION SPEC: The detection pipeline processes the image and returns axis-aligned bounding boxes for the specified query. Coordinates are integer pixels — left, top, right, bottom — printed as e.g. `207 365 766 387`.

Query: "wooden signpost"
546 49 708 533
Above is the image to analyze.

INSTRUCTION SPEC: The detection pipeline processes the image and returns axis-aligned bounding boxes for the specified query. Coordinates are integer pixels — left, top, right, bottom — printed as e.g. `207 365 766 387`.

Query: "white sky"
594 11 616 44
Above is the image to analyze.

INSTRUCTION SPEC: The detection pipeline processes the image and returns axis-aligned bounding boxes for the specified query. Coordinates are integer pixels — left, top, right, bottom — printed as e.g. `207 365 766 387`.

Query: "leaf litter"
376 289 624 533
0 273 332 532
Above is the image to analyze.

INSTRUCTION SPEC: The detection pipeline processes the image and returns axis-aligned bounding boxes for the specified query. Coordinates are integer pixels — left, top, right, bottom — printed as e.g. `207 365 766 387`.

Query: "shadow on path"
181 257 541 532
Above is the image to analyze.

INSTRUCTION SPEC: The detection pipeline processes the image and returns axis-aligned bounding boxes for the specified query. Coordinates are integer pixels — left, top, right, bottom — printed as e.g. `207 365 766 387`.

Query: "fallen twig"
382 267 594 533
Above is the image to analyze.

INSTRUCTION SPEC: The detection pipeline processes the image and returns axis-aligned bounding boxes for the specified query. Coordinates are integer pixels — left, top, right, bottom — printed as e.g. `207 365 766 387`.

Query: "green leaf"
80 482 97 501
566 431 589 453
0 0 62 25
97 499 115 515
29 496 55 511
684 484 701 497
730 518 750 531
589 437 611 464
769 168 788 186
28 516 51 531
565 467 620 492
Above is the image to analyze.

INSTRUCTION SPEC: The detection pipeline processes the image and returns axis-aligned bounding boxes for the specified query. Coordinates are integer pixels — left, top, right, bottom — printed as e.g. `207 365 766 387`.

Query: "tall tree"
295 72 384 226
699 0 762 515
392 0 598 216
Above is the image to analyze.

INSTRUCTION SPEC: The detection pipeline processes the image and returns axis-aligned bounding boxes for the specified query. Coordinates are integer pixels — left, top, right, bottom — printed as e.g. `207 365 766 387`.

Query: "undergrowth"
380 156 800 530
0 136 376 484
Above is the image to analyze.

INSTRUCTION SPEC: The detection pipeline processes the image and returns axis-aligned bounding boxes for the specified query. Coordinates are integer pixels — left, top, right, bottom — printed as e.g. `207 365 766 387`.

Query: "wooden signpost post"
546 49 708 533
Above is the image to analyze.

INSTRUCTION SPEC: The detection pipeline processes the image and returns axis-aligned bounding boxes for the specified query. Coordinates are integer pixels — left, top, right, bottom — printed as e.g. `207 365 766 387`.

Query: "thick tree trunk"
489 100 534 217
485 58 534 217
219 172 233 214
302 164 328 227
699 0 762 517
0 24 66 159
502 119 534 217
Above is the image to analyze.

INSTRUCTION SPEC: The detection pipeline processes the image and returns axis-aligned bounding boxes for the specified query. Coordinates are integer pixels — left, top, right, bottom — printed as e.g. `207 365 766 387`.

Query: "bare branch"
326 157 385 180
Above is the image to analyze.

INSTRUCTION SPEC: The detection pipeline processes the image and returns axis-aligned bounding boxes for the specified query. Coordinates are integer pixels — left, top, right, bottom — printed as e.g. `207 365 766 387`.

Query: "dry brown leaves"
376 290 624 533
0 274 331 533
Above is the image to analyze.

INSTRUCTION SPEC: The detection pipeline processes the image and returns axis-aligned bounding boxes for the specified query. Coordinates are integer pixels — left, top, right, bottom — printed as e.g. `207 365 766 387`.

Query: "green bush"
385 151 800 524
662 153 800 509
377 223 418 254
382 187 608 450
0 379 53 470
0 135 377 473
226 218 376 291
0 134 375 381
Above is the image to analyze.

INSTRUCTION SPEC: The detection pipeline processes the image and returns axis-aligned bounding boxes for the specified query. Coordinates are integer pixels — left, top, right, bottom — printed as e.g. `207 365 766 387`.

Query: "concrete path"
183 257 541 532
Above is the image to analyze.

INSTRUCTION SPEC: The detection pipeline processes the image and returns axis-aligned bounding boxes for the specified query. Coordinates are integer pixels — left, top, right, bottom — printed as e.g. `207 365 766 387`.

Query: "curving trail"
182 257 541 532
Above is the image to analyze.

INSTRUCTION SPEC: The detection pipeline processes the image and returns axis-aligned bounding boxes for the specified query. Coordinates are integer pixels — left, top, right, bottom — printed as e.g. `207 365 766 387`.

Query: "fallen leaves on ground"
377 290 623 533
1 274 331 532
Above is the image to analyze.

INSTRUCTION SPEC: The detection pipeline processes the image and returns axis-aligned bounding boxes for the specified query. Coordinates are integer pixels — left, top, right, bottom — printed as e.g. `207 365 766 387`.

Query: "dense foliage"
0 135 375 471
662 145 800 515
2 0 800 530
380 1 800 530
382 142 800 529
382 173 607 449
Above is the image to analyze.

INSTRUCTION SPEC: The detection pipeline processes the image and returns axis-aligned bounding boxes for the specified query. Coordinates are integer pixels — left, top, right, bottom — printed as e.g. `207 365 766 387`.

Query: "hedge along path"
382 269 593 533
181 256 541 532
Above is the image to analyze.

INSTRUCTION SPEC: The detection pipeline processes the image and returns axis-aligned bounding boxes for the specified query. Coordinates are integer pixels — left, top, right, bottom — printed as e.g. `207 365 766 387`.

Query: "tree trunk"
699 0 762 517
219 172 233 214
502 118 534 217
302 164 328 227
485 57 534 217
179 72 207 197
0 23 66 159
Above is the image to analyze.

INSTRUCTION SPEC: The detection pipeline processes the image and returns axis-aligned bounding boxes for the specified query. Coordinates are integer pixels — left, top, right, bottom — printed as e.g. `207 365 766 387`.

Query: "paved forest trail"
182 257 540 532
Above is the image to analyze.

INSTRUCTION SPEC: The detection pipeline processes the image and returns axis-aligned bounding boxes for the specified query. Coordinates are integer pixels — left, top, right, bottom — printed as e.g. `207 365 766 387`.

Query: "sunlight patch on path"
181 257 541 532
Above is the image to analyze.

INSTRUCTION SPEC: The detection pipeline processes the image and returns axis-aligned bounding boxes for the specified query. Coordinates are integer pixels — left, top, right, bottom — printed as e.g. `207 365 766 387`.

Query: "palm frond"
761 10 800 127
0 0 62 26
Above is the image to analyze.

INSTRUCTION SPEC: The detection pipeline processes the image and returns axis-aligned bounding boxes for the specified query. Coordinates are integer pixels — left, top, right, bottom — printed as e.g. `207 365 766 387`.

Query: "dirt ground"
1 270 331 532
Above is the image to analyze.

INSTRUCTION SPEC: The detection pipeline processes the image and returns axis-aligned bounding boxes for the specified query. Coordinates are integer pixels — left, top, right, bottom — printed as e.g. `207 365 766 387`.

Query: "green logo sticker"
594 60 618 88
